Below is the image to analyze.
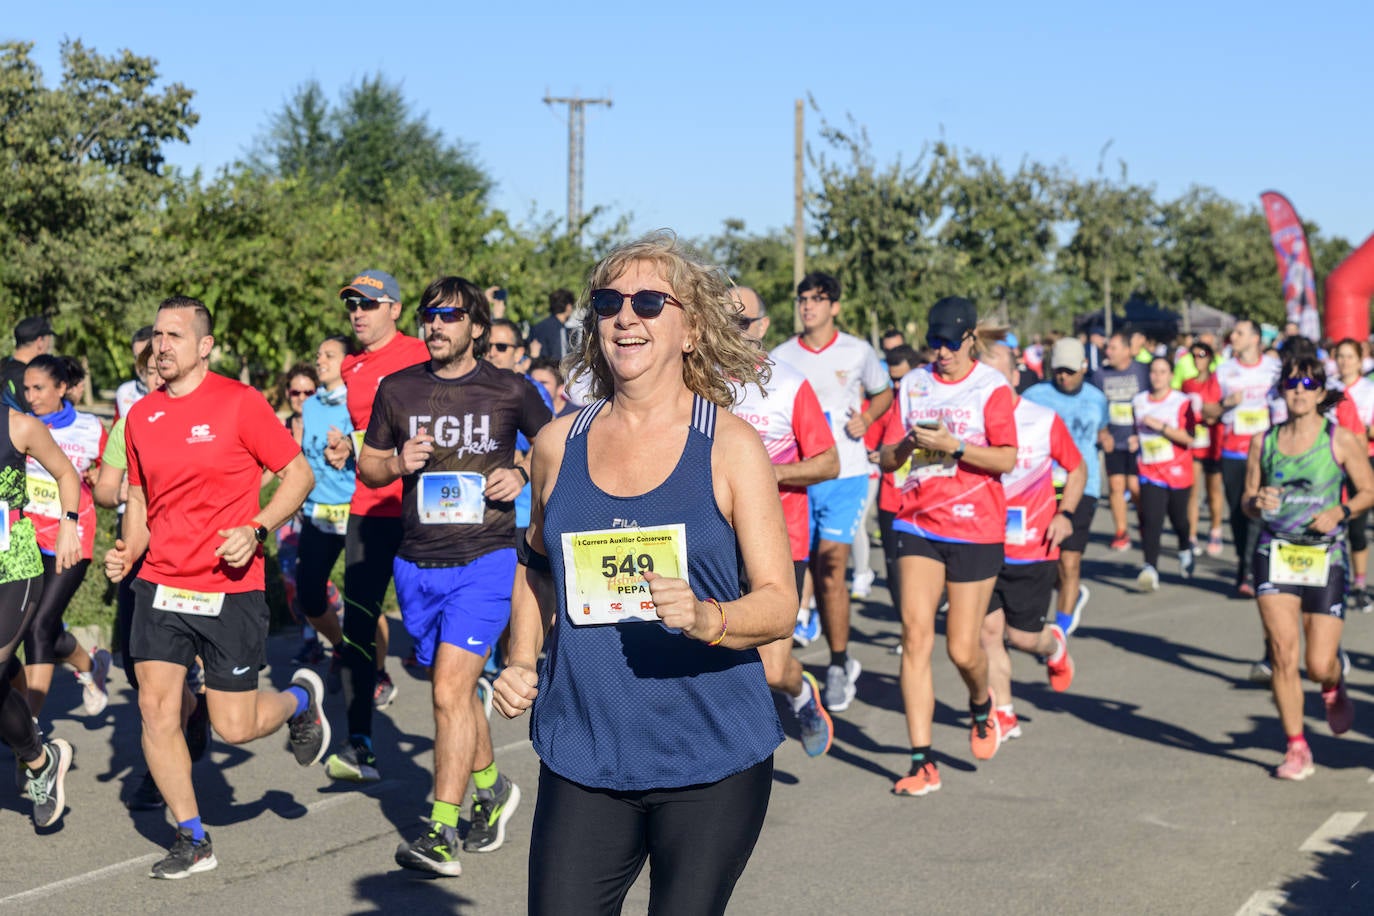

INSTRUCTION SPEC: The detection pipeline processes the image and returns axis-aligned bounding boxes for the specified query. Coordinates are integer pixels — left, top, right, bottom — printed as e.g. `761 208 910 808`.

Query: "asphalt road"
2 506 1372 915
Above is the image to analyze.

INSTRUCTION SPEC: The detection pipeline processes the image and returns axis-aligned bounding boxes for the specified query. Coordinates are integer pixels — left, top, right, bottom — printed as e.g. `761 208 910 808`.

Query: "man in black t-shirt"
527 288 575 362
3 316 55 412
358 275 550 878
1088 330 1152 551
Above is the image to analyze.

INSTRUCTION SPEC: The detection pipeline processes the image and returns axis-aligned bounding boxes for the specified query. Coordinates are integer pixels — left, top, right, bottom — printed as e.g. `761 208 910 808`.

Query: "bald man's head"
984 342 1015 385
732 286 770 343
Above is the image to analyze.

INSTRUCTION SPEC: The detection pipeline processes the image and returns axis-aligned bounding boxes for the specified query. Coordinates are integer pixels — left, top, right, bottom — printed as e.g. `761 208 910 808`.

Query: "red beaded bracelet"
705 598 727 646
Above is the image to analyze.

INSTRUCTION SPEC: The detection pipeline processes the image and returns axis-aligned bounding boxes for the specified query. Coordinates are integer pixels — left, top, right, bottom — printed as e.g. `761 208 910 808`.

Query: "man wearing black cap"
320 269 429 783
4 316 55 412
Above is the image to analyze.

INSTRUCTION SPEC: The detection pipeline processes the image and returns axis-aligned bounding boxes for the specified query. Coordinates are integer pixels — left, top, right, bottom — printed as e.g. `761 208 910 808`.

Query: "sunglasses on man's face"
488 342 518 353
926 334 969 352
288 388 315 398
735 314 764 331
589 288 684 320
345 296 386 313
1283 376 1321 391
419 306 469 324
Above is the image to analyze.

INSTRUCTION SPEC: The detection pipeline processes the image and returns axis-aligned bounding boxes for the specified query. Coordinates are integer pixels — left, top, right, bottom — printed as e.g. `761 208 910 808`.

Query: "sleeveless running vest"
0 411 42 584
1258 420 1346 557
532 395 783 791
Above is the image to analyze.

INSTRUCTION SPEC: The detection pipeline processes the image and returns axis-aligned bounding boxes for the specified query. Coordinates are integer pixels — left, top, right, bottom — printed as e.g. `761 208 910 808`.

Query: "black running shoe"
149 828 217 879
287 668 329 766
25 738 72 828
186 692 210 763
395 819 462 876
126 770 165 811
463 775 521 853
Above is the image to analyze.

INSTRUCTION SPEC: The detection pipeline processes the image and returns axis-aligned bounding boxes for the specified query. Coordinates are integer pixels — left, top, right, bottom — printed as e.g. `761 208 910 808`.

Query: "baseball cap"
926 297 977 342
339 269 401 303
14 316 53 346
1050 338 1087 372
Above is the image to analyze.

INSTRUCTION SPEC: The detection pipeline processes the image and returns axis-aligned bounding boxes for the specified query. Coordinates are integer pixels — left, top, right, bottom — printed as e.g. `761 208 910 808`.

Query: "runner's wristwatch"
253 524 269 544
951 440 967 461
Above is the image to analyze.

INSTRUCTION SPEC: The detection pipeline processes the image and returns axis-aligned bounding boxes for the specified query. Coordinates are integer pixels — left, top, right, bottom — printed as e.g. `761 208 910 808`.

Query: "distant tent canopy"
1074 297 1236 340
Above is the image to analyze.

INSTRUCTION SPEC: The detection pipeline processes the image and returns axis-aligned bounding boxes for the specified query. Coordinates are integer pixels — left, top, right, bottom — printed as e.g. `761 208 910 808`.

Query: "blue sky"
11 2 1374 247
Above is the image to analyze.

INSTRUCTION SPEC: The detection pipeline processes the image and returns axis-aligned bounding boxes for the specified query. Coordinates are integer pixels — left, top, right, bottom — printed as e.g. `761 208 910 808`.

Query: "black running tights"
528 757 773 916
1139 484 1191 569
0 575 44 762
23 553 89 664
1222 457 1258 584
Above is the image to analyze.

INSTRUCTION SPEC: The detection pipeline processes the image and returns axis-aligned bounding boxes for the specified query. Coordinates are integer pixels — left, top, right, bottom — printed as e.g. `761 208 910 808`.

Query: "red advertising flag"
1260 191 1320 341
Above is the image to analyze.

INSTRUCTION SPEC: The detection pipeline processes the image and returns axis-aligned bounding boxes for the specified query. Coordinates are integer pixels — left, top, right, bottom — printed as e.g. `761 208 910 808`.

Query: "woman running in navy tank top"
493 232 796 915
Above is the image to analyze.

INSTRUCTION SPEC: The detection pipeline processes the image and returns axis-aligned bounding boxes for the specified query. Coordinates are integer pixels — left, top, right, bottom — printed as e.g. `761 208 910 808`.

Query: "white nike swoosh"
232 666 251 675
466 637 482 646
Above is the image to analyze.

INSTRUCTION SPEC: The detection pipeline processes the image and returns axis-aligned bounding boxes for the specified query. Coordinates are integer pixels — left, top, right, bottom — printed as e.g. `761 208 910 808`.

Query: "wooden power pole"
543 94 612 244
793 99 805 333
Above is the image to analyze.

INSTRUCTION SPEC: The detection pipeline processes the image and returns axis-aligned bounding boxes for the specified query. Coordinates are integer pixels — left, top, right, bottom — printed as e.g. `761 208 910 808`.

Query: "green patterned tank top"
0 410 43 584
1258 420 1345 547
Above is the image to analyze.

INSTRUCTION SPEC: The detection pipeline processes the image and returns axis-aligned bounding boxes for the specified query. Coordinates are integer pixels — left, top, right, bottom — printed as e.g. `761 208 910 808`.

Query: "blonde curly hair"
567 230 769 407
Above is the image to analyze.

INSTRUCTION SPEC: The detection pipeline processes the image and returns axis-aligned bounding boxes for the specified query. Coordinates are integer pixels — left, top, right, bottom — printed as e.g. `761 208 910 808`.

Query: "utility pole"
543 94 612 244
793 99 805 333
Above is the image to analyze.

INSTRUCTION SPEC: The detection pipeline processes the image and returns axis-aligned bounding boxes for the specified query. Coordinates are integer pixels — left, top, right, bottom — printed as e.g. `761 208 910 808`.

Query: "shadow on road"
1077 625 1255 686
1270 826 1374 914
350 871 478 913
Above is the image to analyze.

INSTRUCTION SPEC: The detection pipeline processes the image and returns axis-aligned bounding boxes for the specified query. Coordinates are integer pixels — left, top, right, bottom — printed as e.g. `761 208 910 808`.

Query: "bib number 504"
601 554 655 578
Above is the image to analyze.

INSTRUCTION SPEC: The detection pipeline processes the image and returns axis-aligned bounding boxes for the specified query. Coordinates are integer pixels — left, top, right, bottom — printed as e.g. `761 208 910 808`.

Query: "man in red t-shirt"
322 269 429 783
106 296 324 880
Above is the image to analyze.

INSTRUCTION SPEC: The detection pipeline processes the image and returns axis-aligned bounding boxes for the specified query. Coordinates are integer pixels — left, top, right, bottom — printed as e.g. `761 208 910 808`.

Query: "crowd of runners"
0 235 1370 907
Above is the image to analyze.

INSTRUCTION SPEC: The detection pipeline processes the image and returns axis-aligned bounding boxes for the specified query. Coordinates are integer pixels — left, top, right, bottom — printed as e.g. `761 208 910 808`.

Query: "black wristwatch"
63 510 79 522
253 524 269 544
513 465 530 485
1059 508 1076 521
1341 505 1352 521
951 440 967 461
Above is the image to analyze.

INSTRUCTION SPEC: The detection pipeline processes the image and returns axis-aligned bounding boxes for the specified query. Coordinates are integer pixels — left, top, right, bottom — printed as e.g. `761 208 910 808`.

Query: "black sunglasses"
589 288 684 320
419 306 469 324
735 314 764 331
345 296 387 313
1283 376 1321 391
488 342 518 353
926 333 970 352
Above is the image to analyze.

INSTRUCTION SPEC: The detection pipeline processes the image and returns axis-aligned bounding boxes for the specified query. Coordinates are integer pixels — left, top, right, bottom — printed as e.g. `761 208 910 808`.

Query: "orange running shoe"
970 703 1002 760
892 761 941 796
1046 625 1075 693
995 708 1021 740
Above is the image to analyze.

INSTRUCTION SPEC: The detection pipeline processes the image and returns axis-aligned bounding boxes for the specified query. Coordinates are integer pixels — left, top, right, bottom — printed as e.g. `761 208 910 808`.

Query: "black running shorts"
895 533 1002 583
130 579 269 692
987 561 1058 633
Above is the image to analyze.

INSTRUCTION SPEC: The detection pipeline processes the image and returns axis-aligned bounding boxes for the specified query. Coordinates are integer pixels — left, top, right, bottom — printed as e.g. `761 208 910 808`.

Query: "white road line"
1234 889 1286 916
1367 772 1374 784
1299 811 1366 853
0 854 161 907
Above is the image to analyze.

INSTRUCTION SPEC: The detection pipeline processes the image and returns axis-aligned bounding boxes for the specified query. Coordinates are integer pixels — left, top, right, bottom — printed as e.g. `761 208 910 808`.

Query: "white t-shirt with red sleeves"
1340 376 1374 456
25 410 106 558
127 372 302 594
1002 398 1081 564
732 361 836 562
1216 354 1281 458
884 361 1017 544
1132 390 1196 489
770 330 889 480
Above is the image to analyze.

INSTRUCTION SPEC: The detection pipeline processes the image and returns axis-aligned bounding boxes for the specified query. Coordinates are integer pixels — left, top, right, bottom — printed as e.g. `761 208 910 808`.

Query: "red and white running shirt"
732 361 836 562
25 411 105 558
127 372 301 593
770 331 889 480
883 361 1017 544
1002 397 1081 563
1132 390 1196 489
343 332 430 517
1216 355 1280 458
1339 376 1374 456
1180 374 1221 461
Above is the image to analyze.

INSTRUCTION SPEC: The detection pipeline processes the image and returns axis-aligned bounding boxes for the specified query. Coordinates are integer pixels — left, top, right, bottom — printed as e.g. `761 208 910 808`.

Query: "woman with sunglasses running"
1330 338 1374 612
494 232 794 914
879 296 1017 796
1243 354 1374 780
1130 356 1197 591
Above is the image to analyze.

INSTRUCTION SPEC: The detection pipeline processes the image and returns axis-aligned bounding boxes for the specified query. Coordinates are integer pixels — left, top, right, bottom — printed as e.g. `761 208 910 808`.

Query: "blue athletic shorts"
393 549 517 667
807 474 870 546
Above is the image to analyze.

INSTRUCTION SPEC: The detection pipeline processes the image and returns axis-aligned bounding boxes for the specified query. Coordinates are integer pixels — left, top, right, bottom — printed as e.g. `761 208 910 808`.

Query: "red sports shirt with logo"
883 361 1017 544
126 372 301 593
343 332 430 517
732 360 836 562
1002 397 1081 563
1131 390 1196 489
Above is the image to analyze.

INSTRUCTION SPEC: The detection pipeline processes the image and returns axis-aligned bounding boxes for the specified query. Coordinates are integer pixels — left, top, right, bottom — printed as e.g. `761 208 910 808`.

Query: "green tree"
248 74 491 206
696 219 801 347
1161 188 1280 323
0 39 197 386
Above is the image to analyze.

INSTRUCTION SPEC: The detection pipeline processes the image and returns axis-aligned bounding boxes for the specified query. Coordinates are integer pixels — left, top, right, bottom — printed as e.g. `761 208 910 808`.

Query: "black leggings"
342 515 401 740
528 757 773 916
23 553 89 664
1222 457 1260 584
1348 457 1374 554
1139 484 1191 569
0 575 45 762
115 552 146 690
296 522 346 619
878 508 900 604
